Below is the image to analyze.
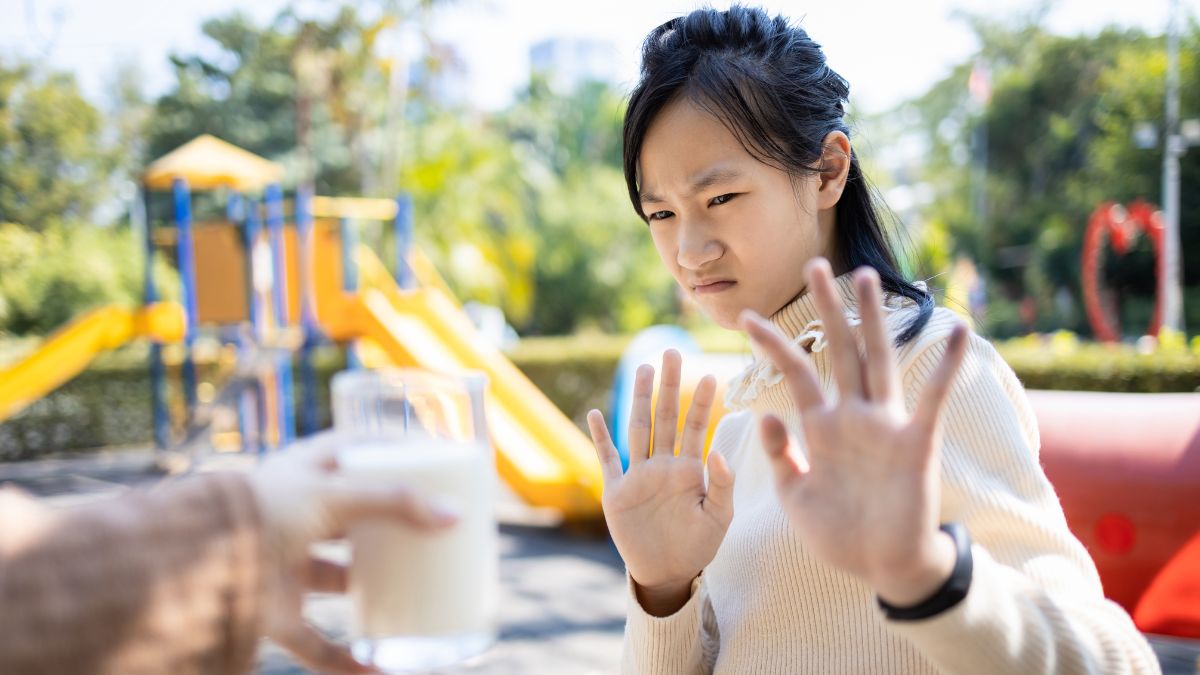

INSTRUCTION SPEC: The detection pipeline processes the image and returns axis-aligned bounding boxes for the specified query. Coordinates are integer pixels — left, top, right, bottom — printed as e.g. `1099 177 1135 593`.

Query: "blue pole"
245 199 265 341
228 192 253 455
244 198 267 456
265 183 295 447
340 215 361 370
295 185 319 436
143 187 170 450
394 193 414 289
173 178 199 414
225 191 243 223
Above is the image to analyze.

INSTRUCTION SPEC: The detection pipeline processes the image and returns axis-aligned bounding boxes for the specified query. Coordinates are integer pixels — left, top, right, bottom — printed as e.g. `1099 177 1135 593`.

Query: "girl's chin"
697 304 749 332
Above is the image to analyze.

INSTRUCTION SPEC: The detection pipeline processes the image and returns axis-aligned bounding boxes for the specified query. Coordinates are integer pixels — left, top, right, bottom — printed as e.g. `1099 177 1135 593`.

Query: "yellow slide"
348 248 603 520
0 303 185 423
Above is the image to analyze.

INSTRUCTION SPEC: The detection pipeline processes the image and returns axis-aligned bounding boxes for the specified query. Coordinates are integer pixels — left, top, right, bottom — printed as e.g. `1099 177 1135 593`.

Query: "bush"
0 342 346 460
506 333 631 429
0 345 161 459
0 222 179 336
992 332 1200 393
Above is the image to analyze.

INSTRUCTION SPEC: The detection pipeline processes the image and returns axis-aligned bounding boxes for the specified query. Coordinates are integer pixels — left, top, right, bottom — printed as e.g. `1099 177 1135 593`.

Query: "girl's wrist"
631 574 698 618
870 529 957 607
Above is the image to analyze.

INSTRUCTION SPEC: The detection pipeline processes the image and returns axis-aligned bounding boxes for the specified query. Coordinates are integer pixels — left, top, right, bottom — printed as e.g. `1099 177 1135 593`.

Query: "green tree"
500 77 677 334
145 3 450 195
0 222 178 336
0 60 113 230
897 15 1200 337
396 110 539 324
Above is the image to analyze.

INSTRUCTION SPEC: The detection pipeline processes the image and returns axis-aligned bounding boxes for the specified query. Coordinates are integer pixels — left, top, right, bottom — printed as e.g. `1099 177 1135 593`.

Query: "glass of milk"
332 368 498 673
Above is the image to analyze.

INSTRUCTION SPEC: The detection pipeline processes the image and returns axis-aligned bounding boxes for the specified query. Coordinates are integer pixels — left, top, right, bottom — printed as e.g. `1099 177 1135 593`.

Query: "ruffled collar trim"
723 274 920 410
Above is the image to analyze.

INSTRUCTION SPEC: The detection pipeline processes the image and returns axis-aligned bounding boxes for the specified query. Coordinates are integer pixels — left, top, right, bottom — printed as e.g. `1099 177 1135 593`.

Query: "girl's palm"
588 350 734 592
741 260 968 598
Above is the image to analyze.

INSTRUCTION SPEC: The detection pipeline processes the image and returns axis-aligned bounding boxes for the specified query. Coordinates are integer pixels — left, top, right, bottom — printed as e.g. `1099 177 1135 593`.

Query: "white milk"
339 439 498 639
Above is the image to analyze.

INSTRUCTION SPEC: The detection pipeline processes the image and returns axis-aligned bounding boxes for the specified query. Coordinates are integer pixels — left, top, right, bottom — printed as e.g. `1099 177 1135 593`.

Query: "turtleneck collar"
728 271 919 412
748 272 861 360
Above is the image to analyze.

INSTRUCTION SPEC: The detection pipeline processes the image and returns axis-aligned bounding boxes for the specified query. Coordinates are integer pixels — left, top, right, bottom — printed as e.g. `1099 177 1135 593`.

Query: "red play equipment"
1033 390 1200 638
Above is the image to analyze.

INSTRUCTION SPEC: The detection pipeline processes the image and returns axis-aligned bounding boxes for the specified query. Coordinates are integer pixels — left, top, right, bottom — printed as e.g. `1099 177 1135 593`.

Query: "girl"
586 5 1159 674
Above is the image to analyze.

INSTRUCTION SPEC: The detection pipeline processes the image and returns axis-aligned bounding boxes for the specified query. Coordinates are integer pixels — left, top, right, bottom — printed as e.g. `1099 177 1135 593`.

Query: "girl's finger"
628 364 655 465
587 409 625 484
853 267 898 403
806 258 864 401
703 450 736 516
912 324 969 436
679 375 717 460
741 311 825 412
652 350 683 458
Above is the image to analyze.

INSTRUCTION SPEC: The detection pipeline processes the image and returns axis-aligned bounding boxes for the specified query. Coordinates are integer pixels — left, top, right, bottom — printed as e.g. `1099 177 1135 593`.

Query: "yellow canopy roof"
142 134 284 191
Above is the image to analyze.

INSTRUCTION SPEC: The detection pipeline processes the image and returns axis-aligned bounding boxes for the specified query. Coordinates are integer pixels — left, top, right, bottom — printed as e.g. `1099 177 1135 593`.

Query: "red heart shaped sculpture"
1081 200 1165 342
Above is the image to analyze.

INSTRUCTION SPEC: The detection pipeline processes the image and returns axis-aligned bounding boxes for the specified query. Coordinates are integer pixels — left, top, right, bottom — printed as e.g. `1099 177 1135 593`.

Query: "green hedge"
0 344 346 461
510 332 1200 428
991 332 1200 393
1 331 1196 459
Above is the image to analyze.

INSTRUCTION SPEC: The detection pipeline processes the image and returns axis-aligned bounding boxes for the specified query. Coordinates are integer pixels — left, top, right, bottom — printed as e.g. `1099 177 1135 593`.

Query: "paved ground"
2 448 1197 675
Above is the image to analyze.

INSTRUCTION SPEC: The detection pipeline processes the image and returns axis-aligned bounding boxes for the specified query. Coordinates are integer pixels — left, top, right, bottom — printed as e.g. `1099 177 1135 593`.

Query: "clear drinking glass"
332 368 498 673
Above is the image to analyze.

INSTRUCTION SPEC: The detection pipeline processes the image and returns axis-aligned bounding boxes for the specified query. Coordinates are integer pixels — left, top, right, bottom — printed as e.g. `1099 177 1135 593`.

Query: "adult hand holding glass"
252 430 458 674
587 350 733 617
740 259 969 608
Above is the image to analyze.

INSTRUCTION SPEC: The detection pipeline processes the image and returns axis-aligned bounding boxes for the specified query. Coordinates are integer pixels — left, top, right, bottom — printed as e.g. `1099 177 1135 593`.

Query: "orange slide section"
0 303 185 423
311 243 602 519
346 286 604 519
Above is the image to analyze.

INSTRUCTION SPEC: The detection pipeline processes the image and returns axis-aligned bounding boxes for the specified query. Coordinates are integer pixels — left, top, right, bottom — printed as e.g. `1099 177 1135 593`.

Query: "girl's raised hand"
739 259 969 607
588 350 734 616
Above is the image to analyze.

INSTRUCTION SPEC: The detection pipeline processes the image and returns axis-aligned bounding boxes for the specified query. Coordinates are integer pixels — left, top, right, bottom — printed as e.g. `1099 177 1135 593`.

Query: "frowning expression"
637 97 837 329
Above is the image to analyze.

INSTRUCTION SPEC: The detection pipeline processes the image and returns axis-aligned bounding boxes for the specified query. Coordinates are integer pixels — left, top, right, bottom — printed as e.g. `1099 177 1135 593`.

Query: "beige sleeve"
621 573 719 675
0 472 265 675
884 330 1160 675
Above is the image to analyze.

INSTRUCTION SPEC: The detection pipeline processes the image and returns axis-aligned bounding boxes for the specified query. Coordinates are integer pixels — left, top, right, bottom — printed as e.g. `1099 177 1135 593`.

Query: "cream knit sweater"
621 276 1160 674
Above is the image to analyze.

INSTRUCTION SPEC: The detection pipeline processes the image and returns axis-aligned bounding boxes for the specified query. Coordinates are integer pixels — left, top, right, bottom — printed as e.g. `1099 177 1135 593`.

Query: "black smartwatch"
877 522 973 621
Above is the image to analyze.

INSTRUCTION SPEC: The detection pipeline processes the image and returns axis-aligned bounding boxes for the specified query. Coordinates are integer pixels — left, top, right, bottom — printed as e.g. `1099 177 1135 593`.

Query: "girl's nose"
676 220 723 270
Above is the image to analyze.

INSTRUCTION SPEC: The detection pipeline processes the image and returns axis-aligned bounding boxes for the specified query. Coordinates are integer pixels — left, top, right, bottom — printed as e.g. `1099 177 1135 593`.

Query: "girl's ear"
816 131 852 211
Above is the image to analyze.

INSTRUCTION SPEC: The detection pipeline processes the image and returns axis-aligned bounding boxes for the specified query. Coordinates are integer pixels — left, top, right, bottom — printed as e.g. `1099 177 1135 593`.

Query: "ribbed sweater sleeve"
885 325 1161 675
0 472 265 675
621 573 715 674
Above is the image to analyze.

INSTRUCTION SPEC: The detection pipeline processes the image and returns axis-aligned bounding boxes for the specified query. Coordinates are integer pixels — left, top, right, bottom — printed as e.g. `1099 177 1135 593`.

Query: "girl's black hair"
622 5 933 345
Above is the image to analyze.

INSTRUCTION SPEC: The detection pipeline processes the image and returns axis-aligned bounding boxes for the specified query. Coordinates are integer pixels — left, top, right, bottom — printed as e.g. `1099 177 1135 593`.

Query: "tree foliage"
0 60 114 231
9 5 1197 342
897 15 1200 337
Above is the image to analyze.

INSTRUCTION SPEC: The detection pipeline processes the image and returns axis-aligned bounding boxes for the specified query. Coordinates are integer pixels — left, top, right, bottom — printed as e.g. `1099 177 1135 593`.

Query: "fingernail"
428 498 460 523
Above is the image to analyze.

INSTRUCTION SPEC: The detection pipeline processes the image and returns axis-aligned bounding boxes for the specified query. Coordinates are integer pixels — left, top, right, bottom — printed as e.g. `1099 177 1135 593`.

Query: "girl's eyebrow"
689 167 743 195
640 167 745 205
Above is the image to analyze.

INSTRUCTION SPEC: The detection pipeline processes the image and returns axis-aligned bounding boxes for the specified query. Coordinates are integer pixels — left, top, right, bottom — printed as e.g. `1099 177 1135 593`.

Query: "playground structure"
0 135 602 520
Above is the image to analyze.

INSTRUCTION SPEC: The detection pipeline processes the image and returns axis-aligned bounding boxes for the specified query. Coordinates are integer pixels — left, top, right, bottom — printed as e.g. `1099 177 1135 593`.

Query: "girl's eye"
709 193 738 206
647 210 674 222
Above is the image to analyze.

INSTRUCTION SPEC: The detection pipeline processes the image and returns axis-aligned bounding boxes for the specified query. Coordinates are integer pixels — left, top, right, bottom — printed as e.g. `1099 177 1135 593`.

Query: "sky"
0 0 1193 114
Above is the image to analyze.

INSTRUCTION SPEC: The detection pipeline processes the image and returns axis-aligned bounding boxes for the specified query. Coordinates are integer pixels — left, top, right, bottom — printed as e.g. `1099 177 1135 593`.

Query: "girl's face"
637 97 847 330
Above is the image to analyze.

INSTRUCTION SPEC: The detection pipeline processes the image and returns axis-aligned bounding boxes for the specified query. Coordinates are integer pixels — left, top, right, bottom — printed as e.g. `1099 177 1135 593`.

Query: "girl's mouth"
694 281 736 295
